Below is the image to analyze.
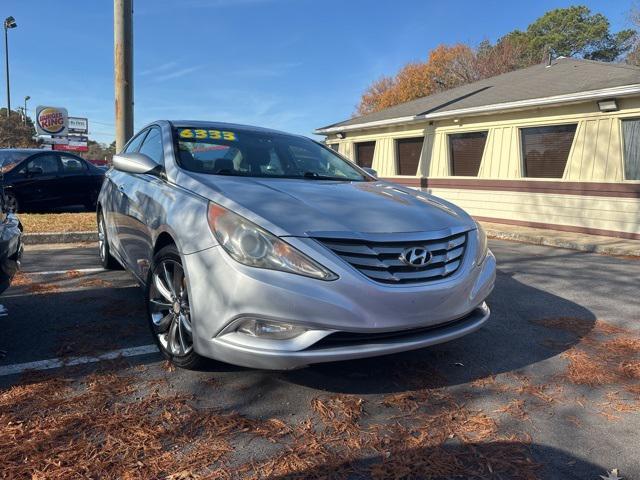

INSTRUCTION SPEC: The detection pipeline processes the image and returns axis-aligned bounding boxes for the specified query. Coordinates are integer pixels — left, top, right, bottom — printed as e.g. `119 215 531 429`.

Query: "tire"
146 244 205 369
3 192 18 213
97 211 121 270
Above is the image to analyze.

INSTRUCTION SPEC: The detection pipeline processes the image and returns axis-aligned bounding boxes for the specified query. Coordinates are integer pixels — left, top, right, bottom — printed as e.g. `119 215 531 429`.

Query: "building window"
355 141 375 168
329 143 340 152
622 119 640 180
396 137 424 176
448 131 488 176
521 124 577 178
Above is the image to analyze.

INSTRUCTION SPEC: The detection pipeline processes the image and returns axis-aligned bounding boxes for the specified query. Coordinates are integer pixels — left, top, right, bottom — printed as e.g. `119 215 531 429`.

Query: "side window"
521 124 577 178
60 155 87 173
123 131 148 154
138 127 164 165
355 141 375 168
449 131 488 176
396 137 424 176
621 119 640 180
25 155 60 175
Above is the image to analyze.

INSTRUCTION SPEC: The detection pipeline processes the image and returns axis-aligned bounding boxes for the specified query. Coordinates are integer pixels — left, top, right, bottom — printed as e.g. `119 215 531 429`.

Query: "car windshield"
0 151 32 173
174 127 367 181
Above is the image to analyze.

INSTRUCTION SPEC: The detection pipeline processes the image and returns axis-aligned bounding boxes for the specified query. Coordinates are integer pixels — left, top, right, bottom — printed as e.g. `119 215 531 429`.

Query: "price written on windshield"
179 129 237 141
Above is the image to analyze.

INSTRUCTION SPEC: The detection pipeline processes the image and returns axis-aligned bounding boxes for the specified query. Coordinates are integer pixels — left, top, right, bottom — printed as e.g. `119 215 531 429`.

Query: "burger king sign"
36 106 68 136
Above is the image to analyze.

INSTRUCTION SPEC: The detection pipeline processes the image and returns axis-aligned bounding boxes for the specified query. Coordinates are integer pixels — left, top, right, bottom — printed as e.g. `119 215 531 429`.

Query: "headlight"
475 222 488 265
207 203 337 280
236 318 307 340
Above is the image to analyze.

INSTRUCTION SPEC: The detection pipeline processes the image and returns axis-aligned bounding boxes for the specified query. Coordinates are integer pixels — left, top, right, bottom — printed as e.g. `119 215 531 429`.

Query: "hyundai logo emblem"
399 246 433 267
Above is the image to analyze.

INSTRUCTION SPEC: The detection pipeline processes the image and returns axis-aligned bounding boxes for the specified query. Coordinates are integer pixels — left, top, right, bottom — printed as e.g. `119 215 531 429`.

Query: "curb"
23 231 98 245
485 228 640 257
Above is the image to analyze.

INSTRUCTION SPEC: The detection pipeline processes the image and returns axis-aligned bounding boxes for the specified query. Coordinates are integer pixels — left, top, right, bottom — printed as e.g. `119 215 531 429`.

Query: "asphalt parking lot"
0 239 638 479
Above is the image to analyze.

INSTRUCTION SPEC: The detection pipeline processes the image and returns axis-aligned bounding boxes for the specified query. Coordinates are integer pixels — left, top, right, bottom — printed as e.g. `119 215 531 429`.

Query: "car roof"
0 148 44 154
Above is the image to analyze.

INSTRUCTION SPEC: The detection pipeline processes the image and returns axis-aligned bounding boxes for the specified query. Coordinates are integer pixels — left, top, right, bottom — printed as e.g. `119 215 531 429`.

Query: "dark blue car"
0 149 105 212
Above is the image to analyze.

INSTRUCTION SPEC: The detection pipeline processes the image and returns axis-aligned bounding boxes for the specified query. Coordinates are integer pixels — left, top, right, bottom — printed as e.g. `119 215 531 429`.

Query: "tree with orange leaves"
356 6 635 116
355 44 481 116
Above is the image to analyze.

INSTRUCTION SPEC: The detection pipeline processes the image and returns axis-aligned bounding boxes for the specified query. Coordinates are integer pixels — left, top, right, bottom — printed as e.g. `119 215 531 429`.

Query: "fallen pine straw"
19 212 96 233
531 316 594 337
0 365 545 480
561 336 640 386
533 316 640 390
495 399 528 420
0 370 290 479
598 391 640 420
311 395 364 436
9 271 60 294
238 395 538 480
78 278 113 289
532 317 629 338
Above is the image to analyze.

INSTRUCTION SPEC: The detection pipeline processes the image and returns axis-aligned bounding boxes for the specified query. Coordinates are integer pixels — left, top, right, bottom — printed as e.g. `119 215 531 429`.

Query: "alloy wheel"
98 218 107 262
149 259 193 356
4 194 17 213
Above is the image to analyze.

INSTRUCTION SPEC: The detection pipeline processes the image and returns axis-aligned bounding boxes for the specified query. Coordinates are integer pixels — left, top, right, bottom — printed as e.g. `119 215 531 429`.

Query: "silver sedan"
98 120 495 370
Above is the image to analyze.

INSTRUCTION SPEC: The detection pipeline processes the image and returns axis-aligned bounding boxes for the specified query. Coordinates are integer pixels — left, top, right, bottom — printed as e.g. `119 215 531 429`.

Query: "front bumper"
182 232 496 370
200 302 490 370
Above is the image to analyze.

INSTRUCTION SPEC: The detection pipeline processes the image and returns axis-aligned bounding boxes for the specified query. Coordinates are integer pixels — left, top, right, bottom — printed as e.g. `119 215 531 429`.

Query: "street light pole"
114 0 133 152
3 16 16 118
23 95 29 124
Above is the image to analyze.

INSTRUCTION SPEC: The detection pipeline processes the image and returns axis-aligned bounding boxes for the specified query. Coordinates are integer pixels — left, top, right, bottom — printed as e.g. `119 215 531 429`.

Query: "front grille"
315 231 468 284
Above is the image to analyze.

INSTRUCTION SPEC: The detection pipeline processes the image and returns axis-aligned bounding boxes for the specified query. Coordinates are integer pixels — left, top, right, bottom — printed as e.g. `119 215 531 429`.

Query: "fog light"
236 318 307 340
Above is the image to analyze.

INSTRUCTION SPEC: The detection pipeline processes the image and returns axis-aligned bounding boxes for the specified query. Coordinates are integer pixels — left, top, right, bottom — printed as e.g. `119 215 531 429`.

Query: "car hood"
178 173 475 237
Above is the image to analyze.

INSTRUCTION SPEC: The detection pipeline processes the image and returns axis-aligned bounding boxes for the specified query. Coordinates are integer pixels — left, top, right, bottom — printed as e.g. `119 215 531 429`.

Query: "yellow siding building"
316 58 640 240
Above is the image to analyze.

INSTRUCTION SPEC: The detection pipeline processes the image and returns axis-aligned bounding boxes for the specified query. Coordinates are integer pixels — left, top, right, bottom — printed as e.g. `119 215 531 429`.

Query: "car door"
10 154 63 207
58 154 91 206
114 126 165 278
103 129 148 264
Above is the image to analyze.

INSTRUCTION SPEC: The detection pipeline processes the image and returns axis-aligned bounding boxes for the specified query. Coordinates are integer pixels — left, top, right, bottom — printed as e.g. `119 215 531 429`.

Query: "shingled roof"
315 58 640 133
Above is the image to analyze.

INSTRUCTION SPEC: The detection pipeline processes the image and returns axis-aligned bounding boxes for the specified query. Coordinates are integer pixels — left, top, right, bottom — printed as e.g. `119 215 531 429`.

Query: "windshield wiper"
302 172 347 181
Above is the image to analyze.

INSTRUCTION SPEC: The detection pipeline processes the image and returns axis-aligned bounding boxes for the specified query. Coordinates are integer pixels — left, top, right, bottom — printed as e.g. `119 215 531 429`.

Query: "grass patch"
19 212 96 233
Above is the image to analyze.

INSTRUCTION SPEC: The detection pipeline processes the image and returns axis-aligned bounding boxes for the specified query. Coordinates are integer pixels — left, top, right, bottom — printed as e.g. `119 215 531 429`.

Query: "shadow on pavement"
268 441 606 480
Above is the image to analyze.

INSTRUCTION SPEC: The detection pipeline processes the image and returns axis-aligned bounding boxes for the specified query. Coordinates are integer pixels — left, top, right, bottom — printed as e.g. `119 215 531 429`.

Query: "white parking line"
0 344 159 377
2 282 139 298
24 267 106 276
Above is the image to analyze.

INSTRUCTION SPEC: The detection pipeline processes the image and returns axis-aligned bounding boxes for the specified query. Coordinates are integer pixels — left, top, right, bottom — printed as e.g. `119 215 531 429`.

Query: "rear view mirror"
112 153 159 175
27 166 44 177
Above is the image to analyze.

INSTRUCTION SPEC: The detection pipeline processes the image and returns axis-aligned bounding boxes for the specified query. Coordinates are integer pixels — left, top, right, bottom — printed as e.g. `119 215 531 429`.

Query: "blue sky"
4 0 635 144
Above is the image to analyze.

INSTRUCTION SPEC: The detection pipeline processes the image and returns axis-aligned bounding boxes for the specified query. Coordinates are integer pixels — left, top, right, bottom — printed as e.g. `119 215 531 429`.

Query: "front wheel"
98 212 120 270
3 192 18 213
146 244 205 369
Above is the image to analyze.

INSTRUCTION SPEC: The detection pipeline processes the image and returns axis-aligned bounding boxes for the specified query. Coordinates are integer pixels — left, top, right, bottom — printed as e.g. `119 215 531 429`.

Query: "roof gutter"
314 83 640 135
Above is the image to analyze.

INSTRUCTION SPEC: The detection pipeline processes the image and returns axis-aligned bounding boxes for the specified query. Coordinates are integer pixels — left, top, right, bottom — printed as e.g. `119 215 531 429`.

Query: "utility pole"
114 0 133 152
4 16 17 117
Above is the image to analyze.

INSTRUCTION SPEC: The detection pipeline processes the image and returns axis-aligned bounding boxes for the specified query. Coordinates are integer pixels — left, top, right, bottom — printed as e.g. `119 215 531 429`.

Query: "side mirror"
362 167 378 178
112 153 159 175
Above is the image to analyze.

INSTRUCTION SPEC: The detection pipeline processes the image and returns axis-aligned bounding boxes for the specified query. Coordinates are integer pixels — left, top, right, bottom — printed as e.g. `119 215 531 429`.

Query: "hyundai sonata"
98 121 495 369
